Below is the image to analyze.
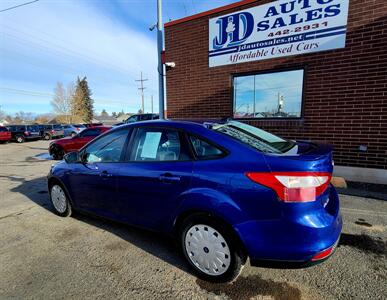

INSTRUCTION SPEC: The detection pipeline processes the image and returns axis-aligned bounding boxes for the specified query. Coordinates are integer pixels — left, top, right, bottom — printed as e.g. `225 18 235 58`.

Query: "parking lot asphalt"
0 140 386 300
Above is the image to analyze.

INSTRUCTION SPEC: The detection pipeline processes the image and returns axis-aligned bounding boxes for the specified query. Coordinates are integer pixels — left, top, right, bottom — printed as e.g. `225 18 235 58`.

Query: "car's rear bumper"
249 238 339 268
52 131 65 137
234 186 342 265
25 134 41 139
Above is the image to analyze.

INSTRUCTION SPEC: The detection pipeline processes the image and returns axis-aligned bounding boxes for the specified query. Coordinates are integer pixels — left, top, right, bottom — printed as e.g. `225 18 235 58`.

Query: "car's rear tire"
70 132 77 137
49 183 72 217
179 214 246 283
44 134 51 140
16 135 25 143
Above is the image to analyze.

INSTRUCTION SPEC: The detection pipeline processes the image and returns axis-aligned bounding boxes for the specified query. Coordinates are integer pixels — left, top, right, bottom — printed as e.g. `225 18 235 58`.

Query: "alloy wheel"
185 224 231 276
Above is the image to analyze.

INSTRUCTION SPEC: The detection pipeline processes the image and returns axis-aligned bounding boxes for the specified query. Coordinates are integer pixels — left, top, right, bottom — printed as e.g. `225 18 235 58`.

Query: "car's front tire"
179 214 246 283
51 145 65 160
49 183 72 217
44 133 51 140
70 132 77 137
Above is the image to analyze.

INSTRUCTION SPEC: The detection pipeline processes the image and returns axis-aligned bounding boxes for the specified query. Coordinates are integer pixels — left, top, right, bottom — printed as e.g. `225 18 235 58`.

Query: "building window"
233 69 304 119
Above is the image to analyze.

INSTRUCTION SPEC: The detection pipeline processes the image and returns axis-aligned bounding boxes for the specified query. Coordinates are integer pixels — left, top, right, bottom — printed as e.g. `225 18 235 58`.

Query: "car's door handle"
159 173 181 183
100 170 113 178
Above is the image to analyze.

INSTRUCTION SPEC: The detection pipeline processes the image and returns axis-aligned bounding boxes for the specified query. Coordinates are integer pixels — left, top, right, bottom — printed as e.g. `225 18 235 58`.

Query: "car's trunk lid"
263 141 334 173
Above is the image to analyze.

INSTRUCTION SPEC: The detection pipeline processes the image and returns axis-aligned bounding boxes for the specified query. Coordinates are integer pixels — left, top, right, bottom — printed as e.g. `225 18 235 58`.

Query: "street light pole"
157 0 165 119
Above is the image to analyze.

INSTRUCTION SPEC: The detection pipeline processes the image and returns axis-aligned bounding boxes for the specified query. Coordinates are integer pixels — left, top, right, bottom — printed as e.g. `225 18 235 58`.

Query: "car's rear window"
27 125 39 131
0 127 8 132
53 125 62 129
74 124 86 128
212 121 295 154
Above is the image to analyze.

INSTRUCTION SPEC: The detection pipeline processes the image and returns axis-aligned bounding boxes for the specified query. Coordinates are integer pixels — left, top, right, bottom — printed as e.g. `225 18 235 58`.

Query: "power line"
191 0 197 14
0 0 39 13
135 72 148 113
0 87 53 97
0 87 136 106
182 1 188 16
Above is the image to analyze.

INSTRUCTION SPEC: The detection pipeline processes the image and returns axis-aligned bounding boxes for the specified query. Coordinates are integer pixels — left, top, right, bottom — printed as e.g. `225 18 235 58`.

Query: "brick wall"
165 0 387 169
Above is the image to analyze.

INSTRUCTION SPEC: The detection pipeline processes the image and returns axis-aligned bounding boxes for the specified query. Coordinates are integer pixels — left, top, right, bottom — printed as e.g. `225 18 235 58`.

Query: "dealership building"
164 0 387 184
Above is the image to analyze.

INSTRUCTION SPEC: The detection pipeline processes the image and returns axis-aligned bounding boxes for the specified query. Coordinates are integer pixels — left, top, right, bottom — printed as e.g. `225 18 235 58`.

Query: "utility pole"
157 0 165 119
135 72 148 113
151 95 154 114
277 92 284 113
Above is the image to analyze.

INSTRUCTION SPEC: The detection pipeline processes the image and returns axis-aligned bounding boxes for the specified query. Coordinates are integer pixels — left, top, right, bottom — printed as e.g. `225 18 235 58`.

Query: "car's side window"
129 128 188 162
80 128 100 137
126 116 137 123
83 129 128 163
189 135 225 159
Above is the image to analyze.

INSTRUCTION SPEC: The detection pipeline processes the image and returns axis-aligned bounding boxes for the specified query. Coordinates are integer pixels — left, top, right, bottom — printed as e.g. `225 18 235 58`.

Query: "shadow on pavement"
10 175 385 298
9 175 194 277
197 275 301 300
7 175 50 209
339 233 386 256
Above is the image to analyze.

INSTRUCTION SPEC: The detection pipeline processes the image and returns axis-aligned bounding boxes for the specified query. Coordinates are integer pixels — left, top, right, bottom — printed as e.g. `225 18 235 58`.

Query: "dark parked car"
8 124 40 143
114 113 159 127
38 124 65 140
62 124 86 137
0 126 12 143
126 113 159 123
49 126 111 160
48 120 341 282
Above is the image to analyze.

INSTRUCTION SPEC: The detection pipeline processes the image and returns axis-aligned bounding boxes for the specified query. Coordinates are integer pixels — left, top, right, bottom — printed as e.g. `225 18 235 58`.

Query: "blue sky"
0 0 236 116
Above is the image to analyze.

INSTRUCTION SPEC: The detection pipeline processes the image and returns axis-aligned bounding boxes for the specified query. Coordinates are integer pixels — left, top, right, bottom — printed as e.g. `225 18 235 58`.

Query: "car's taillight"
24 131 30 136
311 244 336 261
245 172 332 202
76 128 80 131
51 129 55 133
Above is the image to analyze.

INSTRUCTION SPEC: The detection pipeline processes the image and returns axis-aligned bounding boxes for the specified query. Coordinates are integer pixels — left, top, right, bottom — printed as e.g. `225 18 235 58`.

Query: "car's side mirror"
64 151 80 164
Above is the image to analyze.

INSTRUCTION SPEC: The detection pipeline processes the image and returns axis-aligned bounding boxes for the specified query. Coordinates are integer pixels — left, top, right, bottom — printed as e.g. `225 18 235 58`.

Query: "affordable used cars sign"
208 0 350 67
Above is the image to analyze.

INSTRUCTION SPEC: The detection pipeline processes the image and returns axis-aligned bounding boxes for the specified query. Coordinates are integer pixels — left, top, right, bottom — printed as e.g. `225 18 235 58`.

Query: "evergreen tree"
101 109 109 117
117 110 125 117
72 76 94 123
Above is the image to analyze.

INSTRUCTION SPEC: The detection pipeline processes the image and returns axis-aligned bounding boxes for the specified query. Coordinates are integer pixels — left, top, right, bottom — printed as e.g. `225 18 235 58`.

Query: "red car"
49 126 110 160
0 126 12 143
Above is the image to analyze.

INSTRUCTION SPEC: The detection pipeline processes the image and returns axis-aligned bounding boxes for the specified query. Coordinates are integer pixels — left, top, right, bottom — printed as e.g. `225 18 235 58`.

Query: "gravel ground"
0 140 386 300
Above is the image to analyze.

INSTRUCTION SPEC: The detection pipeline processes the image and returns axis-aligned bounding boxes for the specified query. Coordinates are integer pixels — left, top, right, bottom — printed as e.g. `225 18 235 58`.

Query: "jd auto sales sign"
209 0 349 67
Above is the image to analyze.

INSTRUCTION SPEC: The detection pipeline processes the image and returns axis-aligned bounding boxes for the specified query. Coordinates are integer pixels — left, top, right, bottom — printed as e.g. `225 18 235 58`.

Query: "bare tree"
67 82 76 123
14 111 34 123
51 82 72 123
0 106 5 120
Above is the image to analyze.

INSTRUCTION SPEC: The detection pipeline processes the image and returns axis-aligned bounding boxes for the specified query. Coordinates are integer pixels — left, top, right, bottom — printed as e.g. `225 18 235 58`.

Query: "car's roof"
131 113 159 116
116 119 227 132
82 125 110 129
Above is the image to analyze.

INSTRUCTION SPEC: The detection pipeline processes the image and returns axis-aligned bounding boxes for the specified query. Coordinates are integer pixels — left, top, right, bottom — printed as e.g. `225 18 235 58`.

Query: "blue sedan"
47 120 342 282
